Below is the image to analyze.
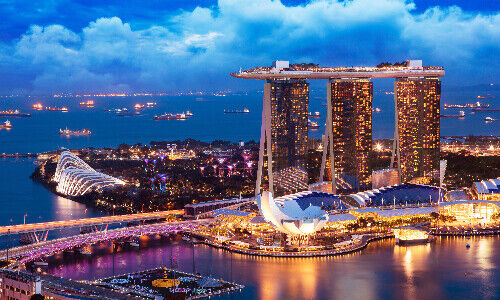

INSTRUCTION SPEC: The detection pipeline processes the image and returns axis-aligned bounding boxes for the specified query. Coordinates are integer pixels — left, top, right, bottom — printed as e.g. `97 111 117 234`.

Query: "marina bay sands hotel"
231 60 444 197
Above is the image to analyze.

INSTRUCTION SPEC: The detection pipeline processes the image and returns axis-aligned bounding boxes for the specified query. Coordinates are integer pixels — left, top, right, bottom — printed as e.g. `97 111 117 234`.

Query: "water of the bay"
0 85 498 154
46 236 500 300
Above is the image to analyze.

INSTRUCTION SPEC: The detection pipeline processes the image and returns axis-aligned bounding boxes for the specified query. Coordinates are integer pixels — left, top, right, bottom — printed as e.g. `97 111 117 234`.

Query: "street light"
24 213 28 225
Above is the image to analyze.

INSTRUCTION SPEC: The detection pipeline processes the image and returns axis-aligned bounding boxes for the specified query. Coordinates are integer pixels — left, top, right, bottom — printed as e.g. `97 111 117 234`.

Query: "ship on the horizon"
154 113 188 120
441 111 465 119
224 108 250 114
0 120 12 129
308 111 321 118
46 106 68 112
0 110 31 117
60 128 91 136
80 100 95 107
115 108 140 116
134 103 145 110
444 102 490 109
32 103 44 110
477 94 495 99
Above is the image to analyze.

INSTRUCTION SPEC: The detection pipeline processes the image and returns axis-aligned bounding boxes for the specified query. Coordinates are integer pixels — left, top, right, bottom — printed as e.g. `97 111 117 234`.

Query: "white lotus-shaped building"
54 151 125 196
257 191 329 235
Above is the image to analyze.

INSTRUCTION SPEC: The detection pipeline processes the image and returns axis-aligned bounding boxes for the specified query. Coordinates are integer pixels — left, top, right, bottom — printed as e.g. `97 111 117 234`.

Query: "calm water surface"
0 88 498 154
46 236 500 300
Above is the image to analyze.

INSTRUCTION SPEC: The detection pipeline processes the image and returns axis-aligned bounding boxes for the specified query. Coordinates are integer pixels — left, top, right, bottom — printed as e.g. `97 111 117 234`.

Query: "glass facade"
329 79 373 192
396 78 440 183
268 79 310 196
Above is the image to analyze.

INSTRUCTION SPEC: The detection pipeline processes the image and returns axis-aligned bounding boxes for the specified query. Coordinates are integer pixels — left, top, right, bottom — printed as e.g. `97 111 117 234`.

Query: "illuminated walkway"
0 210 184 236
0 219 209 268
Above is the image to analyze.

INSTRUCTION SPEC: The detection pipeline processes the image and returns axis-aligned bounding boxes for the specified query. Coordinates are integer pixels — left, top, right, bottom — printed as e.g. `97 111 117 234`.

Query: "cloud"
0 0 498 94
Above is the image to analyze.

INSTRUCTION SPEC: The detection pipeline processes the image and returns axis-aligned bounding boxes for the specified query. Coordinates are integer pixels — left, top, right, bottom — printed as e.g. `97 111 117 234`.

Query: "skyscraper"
394 78 441 183
328 79 373 191
268 79 310 196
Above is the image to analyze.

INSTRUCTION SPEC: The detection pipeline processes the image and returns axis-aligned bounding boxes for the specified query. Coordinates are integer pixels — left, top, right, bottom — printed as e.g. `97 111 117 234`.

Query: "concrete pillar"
255 83 274 196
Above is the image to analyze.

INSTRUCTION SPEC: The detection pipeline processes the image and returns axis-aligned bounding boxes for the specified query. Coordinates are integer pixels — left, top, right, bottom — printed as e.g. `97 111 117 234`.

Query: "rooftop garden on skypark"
239 60 444 74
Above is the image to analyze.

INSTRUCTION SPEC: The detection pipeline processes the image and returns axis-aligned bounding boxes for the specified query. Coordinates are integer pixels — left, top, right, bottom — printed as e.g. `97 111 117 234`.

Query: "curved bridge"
0 219 210 268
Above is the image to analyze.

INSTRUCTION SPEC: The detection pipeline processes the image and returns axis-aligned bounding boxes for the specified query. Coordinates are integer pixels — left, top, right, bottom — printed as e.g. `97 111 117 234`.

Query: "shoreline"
193 233 395 258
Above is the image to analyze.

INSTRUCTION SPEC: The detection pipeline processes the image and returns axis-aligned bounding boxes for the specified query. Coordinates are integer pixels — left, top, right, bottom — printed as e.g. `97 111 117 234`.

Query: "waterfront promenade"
194 232 394 258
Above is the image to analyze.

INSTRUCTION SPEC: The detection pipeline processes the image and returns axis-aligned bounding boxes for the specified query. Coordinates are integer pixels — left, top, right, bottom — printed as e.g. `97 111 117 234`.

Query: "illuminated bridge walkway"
0 210 184 243
0 219 210 269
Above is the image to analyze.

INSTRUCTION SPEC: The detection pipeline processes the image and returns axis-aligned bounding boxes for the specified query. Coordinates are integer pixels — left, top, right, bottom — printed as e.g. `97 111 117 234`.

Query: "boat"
116 108 140 116
154 113 188 120
80 100 95 107
60 128 91 136
444 102 490 109
134 103 145 110
224 108 250 114
0 120 12 129
373 107 382 113
308 111 321 118
308 119 320 130
46 106 68 112
394 227 431 245
485 116 497 122
0 110 31 117
146 102 157 107
477 94 494 99
32 103 44 110
440 111 465 119
185 110 194 116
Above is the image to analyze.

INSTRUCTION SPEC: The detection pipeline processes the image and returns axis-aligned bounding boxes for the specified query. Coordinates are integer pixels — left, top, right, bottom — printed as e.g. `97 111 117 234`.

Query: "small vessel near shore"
373 107 382 113
224 108 250 114
0 120 12 129
440 111 465 119
154 113 188 120
0 110 31 117
60 128 91 136
185 110 194 116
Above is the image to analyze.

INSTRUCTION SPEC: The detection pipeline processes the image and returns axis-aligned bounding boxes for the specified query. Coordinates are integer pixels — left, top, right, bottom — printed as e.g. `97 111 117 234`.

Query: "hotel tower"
393 78 441 183
264 79 310 196
327 79 373 192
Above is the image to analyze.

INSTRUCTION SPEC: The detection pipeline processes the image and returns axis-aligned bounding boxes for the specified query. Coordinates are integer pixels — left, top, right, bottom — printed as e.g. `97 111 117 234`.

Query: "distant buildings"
395 78 441 183
329 79 373 191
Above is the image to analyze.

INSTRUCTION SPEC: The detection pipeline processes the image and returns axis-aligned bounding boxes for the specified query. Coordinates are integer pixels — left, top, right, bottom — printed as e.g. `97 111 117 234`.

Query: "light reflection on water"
46 236 500 300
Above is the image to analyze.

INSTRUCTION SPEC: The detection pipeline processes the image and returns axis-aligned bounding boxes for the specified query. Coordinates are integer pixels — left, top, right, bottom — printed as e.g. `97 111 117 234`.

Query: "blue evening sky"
0 0 498 94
